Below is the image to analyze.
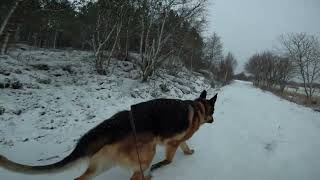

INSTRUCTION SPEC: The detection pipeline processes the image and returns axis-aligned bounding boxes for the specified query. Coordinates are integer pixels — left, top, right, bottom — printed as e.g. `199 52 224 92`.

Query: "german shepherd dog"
0 90 217 180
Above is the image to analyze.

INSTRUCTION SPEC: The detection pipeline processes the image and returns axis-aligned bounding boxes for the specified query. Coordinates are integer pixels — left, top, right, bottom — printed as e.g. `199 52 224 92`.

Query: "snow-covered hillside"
0 48 212 147
0 48 213 179
1 48 320 180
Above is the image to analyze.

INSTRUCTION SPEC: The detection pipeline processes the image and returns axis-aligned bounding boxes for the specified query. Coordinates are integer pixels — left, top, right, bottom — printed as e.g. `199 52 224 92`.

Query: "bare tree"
218 52 237 84
259 51 275 88
0 0 24 54
0 0 24 37
280 33 320 100
136 0 207 82
203 32 223 69
245 53 263 86
90 0 125 75
245 51 294 91
274 56 294 92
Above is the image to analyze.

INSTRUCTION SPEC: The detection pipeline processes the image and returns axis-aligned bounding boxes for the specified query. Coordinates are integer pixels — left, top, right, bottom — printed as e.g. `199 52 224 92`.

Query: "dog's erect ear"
209 93 218 106
200 90 207 99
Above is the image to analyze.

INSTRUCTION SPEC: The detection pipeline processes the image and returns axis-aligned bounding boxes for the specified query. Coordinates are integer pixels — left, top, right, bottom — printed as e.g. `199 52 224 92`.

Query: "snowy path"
1 80 320 180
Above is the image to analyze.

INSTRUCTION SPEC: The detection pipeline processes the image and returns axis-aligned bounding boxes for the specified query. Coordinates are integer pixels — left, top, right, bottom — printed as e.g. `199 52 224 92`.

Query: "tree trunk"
95 52 106 75
53 31 58 49
142 64 152 82
125 24 129 60
14 25 20 42
33 33 37 47
27 32 32 44
224 69 229 85
106 23 122 69
0 0 23 37
81 42 85 50
1 32 10 54
280 84 285 93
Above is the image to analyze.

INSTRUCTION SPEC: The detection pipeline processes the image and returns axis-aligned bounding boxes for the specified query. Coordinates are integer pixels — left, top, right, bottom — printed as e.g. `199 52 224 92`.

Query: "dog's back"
131 98 193 138
77 98 193 156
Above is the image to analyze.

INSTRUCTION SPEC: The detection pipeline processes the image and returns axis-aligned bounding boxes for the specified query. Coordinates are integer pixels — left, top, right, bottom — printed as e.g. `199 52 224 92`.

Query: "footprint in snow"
264 140 277 152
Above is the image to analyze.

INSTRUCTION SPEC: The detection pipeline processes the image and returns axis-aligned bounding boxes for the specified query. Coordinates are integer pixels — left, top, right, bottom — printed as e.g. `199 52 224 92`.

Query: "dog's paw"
184 149 195 155
150 160 171 171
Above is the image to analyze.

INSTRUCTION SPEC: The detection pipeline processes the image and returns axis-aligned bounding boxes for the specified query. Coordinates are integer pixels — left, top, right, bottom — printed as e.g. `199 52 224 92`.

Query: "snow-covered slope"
0 48 213 179
0 48 212 148
1 49 320 180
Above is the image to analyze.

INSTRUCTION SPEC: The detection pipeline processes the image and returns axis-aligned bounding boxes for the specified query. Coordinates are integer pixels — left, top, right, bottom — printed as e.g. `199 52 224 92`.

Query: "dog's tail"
0 147 88 174
0 111 129 175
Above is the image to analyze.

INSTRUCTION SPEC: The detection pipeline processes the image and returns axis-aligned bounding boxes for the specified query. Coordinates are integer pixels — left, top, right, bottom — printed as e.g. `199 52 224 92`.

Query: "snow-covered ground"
1 49 320 180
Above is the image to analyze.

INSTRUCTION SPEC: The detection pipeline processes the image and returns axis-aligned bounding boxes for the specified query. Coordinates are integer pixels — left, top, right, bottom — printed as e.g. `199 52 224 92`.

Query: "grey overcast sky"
206 0 320 72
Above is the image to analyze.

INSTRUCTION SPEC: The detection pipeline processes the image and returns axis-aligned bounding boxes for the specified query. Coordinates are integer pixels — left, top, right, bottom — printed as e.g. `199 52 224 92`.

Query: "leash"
129 108 145 180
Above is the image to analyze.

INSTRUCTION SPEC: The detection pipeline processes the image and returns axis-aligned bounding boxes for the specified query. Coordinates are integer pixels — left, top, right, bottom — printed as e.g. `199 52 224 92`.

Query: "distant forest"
0 0 237 83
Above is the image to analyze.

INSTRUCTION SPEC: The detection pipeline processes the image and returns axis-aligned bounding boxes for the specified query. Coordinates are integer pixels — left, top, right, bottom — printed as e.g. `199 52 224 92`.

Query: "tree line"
245 32 320 101
203 32 237 85
1 0 237 83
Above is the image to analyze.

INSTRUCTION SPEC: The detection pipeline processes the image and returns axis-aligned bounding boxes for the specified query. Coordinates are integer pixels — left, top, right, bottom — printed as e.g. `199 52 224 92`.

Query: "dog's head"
195 90 218 124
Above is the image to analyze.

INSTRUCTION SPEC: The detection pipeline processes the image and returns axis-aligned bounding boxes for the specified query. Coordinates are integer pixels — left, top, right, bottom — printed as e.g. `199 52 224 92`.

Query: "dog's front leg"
180 141 194 155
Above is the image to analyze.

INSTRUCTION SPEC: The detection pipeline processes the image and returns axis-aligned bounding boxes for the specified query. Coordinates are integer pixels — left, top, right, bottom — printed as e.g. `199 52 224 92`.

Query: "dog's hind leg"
150 142 179 171
129 141 156 180
75 164 96 180
131 171 152 180
75 150 114 180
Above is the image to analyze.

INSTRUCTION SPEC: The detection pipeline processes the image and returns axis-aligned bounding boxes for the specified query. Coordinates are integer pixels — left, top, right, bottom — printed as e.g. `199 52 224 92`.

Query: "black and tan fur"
0 90 218 180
